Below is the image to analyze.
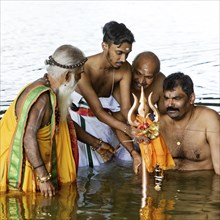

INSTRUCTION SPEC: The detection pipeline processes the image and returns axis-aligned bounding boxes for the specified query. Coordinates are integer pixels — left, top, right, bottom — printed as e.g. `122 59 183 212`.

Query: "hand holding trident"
127 87 175 193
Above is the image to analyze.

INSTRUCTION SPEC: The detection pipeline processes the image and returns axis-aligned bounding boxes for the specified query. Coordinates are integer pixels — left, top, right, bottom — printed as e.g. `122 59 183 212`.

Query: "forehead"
164 86 185 97
111 42 132 52
134 60 156 75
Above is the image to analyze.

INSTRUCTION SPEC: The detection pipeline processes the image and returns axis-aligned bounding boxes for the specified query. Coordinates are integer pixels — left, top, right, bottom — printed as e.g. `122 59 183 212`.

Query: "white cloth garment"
69 91 132 167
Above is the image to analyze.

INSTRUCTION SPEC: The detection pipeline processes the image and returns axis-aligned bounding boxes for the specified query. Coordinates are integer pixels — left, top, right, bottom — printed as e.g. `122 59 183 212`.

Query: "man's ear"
102 42 108 50
189 92 195 104
64 71 71 83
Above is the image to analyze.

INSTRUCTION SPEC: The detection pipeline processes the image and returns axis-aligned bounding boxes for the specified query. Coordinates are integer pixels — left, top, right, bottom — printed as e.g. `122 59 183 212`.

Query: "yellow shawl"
0 85 76 192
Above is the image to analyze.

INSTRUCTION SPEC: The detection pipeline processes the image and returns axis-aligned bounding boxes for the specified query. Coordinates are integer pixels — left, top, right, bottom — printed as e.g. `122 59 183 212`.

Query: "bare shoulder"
83 54 100 74
194 106 220 119
118 61 132 73
17 81 50 104
156 72 166 81
193 106 220 132
16 82 51 122
152 72 165 89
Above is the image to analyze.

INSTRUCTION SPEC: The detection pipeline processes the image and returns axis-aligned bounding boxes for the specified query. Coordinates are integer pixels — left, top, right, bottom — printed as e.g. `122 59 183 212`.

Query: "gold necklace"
172 110 194 146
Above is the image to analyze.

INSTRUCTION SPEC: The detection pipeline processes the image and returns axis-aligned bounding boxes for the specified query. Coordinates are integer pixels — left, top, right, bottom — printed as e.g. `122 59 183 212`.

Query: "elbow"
23 132 36 152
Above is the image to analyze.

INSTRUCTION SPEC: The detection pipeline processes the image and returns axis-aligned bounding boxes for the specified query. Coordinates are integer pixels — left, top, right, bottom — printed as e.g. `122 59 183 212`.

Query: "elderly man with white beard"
0 45 115 197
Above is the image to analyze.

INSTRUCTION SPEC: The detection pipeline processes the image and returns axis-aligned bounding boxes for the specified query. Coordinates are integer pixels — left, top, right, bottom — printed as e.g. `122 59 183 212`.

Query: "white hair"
46 44 86 79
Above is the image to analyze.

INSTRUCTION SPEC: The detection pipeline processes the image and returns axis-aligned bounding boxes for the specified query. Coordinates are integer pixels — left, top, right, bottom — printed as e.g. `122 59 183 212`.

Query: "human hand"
96 142 115 162
39 180 56 197
130 127 150 143
130 150 142 174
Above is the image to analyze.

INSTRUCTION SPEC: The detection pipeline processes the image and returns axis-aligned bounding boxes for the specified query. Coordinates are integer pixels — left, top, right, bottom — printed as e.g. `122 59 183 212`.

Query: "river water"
0 1 220 219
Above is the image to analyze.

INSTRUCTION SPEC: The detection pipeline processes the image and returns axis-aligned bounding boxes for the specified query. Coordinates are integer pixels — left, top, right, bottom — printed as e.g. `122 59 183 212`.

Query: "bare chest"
164 127 211 161
92 71 116 97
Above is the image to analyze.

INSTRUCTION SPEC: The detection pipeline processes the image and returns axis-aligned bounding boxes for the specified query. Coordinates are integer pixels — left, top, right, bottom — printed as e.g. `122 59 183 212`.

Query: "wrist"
92 138 103 151
123 125 130 134
33 163 45 170
37 173 52 183
129 149 136 156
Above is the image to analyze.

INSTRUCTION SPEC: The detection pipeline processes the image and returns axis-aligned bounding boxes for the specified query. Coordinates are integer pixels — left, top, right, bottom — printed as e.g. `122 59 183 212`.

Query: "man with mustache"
160 72 220 175
0 44 114 196
70 21 142 173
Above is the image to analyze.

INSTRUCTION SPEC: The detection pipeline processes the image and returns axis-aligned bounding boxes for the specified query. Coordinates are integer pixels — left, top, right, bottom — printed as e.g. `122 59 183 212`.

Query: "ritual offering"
128 87 175 192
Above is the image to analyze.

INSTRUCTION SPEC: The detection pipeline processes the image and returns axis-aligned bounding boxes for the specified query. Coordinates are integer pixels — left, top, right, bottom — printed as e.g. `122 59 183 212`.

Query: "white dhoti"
69 91 132 167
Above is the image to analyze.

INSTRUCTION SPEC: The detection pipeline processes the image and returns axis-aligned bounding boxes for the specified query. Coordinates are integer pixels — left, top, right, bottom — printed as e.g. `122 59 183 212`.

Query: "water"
1 161 220 219
0 1 220 219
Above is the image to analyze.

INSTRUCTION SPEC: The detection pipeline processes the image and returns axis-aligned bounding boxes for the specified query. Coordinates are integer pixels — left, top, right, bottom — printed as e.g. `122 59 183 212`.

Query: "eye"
116 51 122 55
146 76 153 80
176 97 181 100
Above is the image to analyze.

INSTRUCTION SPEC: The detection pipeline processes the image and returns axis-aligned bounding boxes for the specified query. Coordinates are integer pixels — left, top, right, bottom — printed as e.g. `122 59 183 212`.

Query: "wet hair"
46 44 86 79
102 21 135 45
163 72 194 97
132 51 160 74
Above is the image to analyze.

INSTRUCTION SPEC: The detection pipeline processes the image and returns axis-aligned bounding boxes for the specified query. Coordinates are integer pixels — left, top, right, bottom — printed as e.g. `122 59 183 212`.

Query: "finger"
108 148 115 153
101 155 108 162
107 149 114 155
133 162 141 174
102 154 110 162
52 189 56 196
133 165 138 174
48 190 53 197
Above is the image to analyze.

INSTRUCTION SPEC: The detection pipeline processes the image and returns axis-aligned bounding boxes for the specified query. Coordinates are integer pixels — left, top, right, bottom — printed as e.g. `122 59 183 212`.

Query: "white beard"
57 76 77 122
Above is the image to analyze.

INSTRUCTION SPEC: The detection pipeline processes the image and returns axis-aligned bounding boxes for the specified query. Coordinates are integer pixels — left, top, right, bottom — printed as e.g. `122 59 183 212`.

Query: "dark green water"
1 160 219 220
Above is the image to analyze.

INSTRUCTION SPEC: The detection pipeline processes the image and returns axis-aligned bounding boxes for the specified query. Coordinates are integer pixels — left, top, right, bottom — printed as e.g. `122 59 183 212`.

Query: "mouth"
135 83 147 90
115 62 123 68
167 108 179 115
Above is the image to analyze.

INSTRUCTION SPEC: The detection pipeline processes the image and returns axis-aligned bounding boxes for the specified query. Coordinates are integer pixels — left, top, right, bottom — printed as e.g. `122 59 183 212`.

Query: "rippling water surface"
1 1 220 219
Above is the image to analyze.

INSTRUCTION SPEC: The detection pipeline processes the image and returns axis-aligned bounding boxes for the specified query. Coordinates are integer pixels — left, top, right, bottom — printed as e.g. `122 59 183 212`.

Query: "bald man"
130 51 166 114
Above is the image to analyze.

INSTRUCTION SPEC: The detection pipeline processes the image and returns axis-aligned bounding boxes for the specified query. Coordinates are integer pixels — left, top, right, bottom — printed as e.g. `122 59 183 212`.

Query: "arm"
23 92 55 196
112 111 142 174
117 63 132 119
76 70 132 136
72 120 115 162
206 110 220 175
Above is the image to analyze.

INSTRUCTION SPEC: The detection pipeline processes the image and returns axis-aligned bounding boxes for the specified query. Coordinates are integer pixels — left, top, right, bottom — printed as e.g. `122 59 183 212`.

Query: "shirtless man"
70 21 142 173
130 51 166 114
160 72 220 175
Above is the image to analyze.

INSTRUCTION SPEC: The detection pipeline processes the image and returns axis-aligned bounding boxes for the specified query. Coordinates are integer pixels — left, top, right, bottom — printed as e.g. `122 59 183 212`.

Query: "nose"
120 54 126 63
167 99 174 107
138 75 146 85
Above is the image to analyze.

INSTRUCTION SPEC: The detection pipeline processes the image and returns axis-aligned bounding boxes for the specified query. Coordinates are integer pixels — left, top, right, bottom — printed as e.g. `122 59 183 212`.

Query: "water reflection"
140 171 220 220
0 163 219 219
76 161 142 219
0 183 78 220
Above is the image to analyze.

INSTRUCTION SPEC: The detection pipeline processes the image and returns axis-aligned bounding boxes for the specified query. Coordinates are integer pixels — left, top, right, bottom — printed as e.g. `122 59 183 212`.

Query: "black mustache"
167 107 179 111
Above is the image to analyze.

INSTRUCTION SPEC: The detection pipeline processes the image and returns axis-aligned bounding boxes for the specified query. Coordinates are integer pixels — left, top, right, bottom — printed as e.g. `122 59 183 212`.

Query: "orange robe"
0 85 77 192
